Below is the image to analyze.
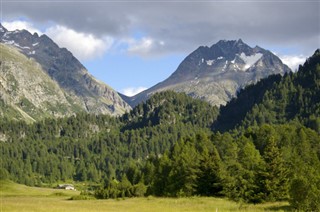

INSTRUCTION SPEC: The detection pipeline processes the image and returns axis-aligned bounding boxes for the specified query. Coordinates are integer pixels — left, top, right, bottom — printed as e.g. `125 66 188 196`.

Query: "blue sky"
84 52 185 95
1 1 319 96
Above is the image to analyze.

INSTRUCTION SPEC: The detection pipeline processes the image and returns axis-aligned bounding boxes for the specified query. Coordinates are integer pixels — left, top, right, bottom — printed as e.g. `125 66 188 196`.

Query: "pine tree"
196 145 222 196
168 138 199 197
258 136 288 201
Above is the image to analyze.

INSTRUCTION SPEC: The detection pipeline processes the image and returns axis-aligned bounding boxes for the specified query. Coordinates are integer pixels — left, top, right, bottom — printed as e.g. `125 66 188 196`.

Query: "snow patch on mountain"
206 60 214 66
13 43 30 49
2 38 31 50
239 52 263 70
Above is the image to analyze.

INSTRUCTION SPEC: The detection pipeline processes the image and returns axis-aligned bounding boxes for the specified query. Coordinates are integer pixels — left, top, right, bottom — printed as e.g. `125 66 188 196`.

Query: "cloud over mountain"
2 1 319 57
122 86 147 97
45 25 113 61
2 21 41 35
279 55 307 72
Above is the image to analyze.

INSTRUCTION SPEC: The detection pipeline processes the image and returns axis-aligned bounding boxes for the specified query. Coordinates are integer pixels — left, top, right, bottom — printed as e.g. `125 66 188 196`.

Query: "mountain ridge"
124 39 291 107
0 24 131 120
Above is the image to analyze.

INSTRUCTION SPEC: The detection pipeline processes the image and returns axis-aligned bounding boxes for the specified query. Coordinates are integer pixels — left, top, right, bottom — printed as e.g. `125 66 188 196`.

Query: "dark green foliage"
215 49 320 132
94 175 147 199
289 174 320 212
257 136 289 202
214 74 282 132
146 133 223 197
287 127 320 211
196 141 222 196
69 191 96 200
244 124 320 204
122 91 219 131
167 137 200 196
221 136 263 203
0 91 218 187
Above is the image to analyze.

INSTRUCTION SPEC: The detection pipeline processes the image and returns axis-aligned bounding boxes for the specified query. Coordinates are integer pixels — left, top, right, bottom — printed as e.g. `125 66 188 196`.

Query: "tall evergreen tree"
196 144 222 196
257 136 288 201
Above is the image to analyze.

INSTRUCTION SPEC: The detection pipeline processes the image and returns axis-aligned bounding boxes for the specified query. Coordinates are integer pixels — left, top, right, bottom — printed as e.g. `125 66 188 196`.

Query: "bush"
132 182 147 197
94 180 147 199
69 195 96 200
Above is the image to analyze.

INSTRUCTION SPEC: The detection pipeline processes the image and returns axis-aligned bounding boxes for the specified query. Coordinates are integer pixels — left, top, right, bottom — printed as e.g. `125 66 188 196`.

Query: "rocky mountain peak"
215 39 244 47
124 39 291 107
212 39 256 60
0 24 7 35
0 24 131 119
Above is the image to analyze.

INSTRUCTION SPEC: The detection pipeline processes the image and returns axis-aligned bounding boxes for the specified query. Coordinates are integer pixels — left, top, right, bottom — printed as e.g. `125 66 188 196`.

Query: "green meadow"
0 180 290 212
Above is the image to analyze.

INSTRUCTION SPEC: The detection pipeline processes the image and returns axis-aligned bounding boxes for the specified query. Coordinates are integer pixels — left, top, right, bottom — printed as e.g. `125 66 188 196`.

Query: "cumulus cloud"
45 25 113 61
279 55 307 71
121 87 147 97
2 20 42 35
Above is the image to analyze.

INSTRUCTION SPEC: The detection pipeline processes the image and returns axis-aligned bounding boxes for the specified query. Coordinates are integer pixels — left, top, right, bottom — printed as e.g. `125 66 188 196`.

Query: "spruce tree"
196 145 222 196
258 136 288 201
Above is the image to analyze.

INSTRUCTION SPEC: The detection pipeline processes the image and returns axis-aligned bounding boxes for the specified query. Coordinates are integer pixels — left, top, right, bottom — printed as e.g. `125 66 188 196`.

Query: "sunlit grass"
0 180 290 212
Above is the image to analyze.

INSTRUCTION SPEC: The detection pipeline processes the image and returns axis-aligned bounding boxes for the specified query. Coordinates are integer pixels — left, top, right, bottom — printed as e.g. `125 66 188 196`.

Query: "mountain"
125 39 291 107
0 24 130 121
0 43 81 122
214 49 320 132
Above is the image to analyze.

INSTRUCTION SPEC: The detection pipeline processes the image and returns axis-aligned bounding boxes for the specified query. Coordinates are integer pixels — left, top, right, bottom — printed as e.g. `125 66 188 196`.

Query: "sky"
1 0 319 96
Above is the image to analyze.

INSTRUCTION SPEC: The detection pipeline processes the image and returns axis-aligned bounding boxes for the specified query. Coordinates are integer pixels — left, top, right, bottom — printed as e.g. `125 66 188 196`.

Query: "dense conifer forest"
1 50 319 211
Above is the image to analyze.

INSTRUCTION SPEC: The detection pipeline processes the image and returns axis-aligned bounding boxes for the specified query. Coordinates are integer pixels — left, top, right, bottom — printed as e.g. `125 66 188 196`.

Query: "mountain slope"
214 49 320 132
0 24 130 119
125 39 291 107
121 90 219 131
0 44 84 121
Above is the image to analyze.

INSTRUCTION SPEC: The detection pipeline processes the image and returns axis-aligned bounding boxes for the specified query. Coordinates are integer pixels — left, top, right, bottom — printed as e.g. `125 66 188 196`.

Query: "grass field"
0 180 291 212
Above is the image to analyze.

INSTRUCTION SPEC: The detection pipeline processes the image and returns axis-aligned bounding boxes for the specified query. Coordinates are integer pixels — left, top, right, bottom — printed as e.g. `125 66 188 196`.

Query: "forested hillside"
1 50 319 211
0 92 218 185
215 49 320 133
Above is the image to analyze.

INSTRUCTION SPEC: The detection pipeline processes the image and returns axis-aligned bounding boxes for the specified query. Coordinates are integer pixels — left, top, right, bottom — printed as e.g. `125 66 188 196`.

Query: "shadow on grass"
266 205 293 211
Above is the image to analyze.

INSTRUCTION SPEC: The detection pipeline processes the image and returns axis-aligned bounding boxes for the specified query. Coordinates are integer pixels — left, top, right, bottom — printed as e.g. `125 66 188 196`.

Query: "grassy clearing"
0 180 79 197
0 180 290 212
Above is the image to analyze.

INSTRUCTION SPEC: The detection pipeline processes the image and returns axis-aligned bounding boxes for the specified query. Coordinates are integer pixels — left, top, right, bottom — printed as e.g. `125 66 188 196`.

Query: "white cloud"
2 20 42 35
125 37 165 57
121 86 147 97
45 25 113 61
279 55 306 71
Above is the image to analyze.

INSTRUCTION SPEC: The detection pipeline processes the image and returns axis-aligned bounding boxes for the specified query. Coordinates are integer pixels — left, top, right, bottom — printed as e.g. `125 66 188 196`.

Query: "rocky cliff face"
125 39 291 107
0 44 80 121
0 24 130 120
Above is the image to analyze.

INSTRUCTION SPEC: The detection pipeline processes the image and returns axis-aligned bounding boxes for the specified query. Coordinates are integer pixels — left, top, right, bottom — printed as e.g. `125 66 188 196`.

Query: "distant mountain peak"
0 24 8 38
124 39 291 107
0 23 7 32
237 38 244 43
215 38 245 46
